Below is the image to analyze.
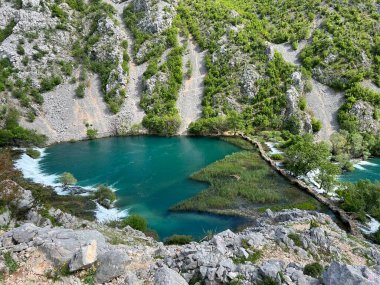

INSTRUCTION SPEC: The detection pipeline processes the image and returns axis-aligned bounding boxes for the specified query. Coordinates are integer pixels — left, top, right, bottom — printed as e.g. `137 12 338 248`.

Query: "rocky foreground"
1 179 380 284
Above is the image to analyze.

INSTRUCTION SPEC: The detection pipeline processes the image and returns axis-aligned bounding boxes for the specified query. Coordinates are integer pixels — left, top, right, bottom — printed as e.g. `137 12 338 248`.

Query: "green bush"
303 262 324 278
270 153 284 160
26 148 41 159
40 76 62 92
299 96 307 111
0 20 16 44
4 252 18 274
164 235 193 245
93 185 116 208
59 172 77 186
288 232 302 247
0 108 46 147
120 214 148 232
76 83 86 98
86 128 98 139
311 118 322 133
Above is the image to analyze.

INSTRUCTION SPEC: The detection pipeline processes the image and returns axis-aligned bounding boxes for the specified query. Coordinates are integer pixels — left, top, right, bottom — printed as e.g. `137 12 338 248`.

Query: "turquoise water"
38 136 247 239
340 158 380 183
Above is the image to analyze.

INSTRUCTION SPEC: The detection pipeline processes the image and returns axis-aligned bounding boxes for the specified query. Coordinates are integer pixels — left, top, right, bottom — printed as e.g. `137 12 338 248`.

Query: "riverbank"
238 133 363 237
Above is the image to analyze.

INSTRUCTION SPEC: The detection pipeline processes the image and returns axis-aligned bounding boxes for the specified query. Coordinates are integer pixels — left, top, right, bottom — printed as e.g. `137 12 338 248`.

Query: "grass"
233 250 262 264
172 150 317 214
26 148 40 159
4 252 18 274
288 232 303 247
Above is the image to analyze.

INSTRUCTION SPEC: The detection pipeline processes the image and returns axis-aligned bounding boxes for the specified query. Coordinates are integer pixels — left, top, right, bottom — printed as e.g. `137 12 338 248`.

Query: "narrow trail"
177 37 206 134
106 0 147 130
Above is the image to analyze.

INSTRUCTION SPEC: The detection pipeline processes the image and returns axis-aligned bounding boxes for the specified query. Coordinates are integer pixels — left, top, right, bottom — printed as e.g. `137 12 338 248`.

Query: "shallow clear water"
38 136 247 239
339 158 380 183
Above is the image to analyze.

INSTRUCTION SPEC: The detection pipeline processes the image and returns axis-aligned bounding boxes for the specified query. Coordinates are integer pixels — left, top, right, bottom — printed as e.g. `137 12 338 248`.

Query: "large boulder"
154 267 188 285
323 261 380 285
96 249 130 283
69 240 97 272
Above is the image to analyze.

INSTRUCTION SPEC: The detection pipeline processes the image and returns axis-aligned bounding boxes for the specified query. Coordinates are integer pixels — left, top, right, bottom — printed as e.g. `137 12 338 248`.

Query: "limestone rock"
154 267 188 285
133 0 177 34
323 261 380 285
96 250 130 283
69 240 97 272
349 100 380 134
240 65 260 98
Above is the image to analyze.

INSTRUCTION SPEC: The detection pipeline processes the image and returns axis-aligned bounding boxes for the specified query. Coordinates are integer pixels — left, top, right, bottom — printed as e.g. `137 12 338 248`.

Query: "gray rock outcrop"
349 100 380 134
96 249 131 283
154 267 188 285
323 261 380 285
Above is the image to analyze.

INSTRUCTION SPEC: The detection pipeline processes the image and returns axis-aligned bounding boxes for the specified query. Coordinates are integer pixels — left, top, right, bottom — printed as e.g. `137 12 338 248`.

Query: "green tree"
316 161 341 192
285 135 331 176
227 111 244 135
59 172 77 186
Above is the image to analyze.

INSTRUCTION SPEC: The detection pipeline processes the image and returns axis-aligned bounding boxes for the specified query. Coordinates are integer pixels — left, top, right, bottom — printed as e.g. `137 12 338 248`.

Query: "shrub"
76 83 86 98
26 148 41 159
311 118 322 132
40 76 62 92
93 185 116 208
120 214 148 232
86 128 98 139
270 153 284 160
59 172 77 186
288 232 302 247
164 234 193 245
4 252 18 274
303 262 323 278
299 96 307 111
233 250 262 264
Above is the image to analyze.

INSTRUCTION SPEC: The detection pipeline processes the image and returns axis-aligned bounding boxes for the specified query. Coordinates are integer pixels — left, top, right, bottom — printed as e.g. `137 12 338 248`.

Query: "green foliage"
303 262 324 278
337 180 380 222
256 277 278 285
111 214 148 232
51 4 68 21
76 82 86 98
40 75 62 92
0 20 16 44
86 128 98 139
173 150 316 213
339 85 380 132
311 118 322 133
93 185 116 206
188 116 229 135
82 266 96 285
164 235 193 245
0 108 46 147
4 252 18 274
233 250 261 264
284 134 331 176
299 96 307 111
316 161 341 192
26 148 41 159
59 172 77 186
288 232 302 247
0 58 14 92
270 153 284 160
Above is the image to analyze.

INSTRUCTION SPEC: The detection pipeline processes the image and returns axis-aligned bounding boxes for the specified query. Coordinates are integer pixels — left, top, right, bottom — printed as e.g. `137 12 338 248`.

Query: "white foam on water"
14 148 62 189
357 160 377 167
265 142 284 155
360 215 380 234
353 164 366 171
95 202 129 222
14 148 129 220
